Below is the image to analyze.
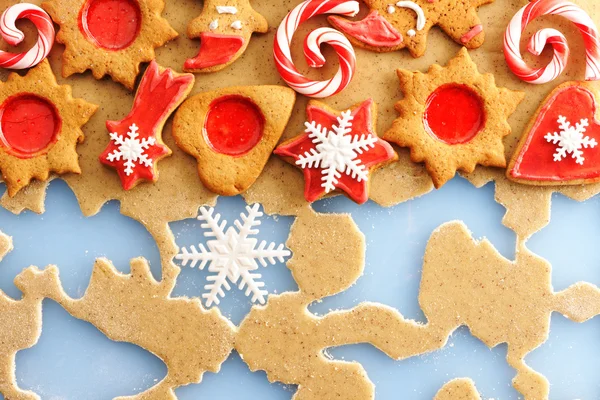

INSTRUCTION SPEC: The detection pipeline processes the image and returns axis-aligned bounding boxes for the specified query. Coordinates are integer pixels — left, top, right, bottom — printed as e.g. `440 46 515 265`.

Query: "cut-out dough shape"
0 60 98 197
328 0 494 58
16 258 236 400
42 0 179 89
172 85 296 196
384 48 524 188
100 61 195 190
184 0 268 72
508 81 600 186
237 220 600 400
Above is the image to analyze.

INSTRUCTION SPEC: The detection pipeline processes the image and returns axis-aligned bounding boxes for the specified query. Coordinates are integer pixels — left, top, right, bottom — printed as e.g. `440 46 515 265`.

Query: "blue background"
1 177 600 399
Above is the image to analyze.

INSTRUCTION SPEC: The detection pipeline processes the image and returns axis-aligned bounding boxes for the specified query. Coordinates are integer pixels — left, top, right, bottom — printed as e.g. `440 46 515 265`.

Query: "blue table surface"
1 176 599 399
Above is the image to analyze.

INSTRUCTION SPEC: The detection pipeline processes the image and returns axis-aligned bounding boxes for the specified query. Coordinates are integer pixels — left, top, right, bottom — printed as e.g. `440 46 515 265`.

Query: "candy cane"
0 3 55 70
504 0 600 84
274 0 359 98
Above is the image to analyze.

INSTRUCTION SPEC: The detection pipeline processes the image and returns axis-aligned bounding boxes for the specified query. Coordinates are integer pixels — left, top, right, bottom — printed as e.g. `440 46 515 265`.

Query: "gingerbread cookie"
0 60 98 197
172 85 296 196
328 0 493 58
184 0 268 73
507 81 600 186
42 0 178 89
275 99 397 204
383 48 524 188
100 61 194 190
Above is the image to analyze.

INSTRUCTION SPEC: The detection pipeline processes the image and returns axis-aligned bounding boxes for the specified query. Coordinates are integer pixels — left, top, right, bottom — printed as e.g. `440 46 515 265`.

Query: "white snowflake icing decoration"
106 123 157 176
296 110 378 194
175 204 291 307
545 115 597 165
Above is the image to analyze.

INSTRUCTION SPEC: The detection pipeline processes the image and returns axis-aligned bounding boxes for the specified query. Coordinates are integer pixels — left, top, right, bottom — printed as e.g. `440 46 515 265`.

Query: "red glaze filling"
184 33 245 70
329 10 403 48
0 94 61 158
204 95 265 156
511 85 600 182
424 84 486 145
79 0 142 50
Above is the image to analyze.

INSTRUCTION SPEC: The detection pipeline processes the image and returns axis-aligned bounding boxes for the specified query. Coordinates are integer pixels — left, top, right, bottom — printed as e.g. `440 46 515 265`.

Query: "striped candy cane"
0 3 55 70
504 0 600 84
274 0 359 98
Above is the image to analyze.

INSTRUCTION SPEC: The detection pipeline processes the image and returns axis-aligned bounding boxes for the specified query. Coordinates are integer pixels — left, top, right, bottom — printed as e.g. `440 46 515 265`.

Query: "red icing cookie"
274 99 397 204
99 61 194 190
508 81 600 185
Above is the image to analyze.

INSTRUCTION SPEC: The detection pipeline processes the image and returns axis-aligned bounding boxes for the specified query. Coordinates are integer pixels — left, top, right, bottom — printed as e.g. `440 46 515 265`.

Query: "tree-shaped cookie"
384 48 524 188
172 85 296 196
328 0 493 58
275 99 397 204
184 0 268 73
42 0 178 89
0 60 98 197
99 61 194 190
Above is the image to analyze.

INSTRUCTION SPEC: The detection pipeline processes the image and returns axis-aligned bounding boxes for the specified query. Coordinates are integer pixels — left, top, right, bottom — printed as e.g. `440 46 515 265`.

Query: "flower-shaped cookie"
184 0 268 72
0 60 98 197
42 0 178 89
383 48 524 188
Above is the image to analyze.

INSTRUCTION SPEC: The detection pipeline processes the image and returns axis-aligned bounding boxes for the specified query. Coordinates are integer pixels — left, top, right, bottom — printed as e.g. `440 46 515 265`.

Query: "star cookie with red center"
42 0 178 89
184 0 268 73
383 48 525 188
100 61 194 190
275 99 397 204
0 60 98 197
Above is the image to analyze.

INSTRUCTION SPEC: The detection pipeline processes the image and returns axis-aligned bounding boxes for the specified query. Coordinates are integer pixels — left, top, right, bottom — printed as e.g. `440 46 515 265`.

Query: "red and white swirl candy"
274 0 359 98
504 0 600 84
0 3 55 70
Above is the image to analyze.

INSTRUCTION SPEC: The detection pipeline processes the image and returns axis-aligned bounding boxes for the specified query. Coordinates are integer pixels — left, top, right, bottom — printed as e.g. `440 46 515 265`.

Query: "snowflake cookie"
328 0 493 58
0 60 98 197
508 81 600 186
100 61 194 190
42 0 178 89
275 99 397 204
172 86 296 196
175 204 291 307
383 48 524 188
184 0 268 73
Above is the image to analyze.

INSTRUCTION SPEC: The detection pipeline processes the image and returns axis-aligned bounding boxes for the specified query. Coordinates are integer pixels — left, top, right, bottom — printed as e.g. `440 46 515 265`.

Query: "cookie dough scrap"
237 219 600 400
17 257 236 400
42 0 178 89
184 0 268 73
0 61 98 197
384 48 524 188
434 378 481 400
329 0 494 58
0 232 45 400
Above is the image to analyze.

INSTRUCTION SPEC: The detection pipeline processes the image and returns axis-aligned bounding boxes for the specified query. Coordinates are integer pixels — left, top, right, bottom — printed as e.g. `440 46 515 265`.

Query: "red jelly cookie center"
424 84 486 145
204 95 265 156
0 94 61 158
79 0 142 50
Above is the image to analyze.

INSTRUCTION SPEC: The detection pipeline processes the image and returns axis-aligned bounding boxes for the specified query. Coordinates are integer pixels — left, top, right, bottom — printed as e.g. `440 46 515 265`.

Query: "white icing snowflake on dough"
106 123 156 176
175 204 291 307
545 115 598 165
296 110 378 194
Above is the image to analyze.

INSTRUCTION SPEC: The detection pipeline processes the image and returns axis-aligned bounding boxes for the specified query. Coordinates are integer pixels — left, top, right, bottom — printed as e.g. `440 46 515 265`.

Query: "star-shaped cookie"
275 99 397 204
42 0 178 89
329 0 493 58
383 48 524 188
184 0 268 73
0 60 98 197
